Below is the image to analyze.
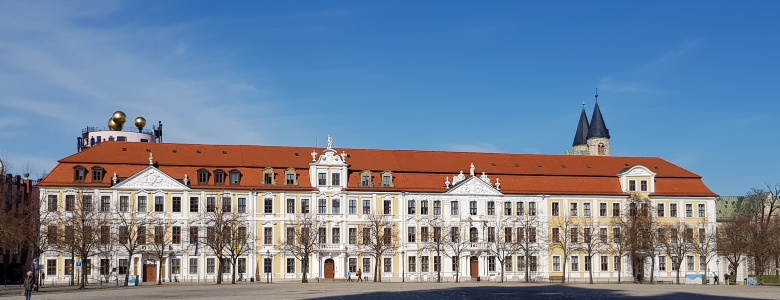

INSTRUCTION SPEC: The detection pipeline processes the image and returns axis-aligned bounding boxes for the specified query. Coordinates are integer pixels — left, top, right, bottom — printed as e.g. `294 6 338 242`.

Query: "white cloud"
640 38 703 73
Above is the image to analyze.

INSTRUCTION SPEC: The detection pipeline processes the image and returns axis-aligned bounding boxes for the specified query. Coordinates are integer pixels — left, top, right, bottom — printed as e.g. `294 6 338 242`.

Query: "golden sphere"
112 111 127 125
108 118 119 131
134 117 146 129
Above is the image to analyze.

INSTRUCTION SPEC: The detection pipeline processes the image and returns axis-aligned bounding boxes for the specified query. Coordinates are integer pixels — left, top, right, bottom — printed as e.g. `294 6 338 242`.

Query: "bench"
656 280 673 284
549 276 565 283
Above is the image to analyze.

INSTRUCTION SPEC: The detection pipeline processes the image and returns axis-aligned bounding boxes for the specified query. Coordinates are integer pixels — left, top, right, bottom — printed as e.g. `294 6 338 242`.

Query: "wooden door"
143 264 156 282
470 257 479 279
324 259 335 279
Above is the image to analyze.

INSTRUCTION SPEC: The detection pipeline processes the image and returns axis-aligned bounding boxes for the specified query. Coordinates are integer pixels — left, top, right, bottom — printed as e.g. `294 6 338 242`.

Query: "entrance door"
143 264 156 282
470 256 479 279
324 259 335 279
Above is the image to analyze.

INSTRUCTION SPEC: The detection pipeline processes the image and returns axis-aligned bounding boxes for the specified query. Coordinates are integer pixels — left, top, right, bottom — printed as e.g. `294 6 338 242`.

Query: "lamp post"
265 250 270 283
401 251 405 283
716 258 720 285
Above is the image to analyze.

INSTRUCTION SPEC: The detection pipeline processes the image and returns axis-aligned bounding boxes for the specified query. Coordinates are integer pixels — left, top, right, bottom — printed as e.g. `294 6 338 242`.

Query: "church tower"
586 91 610 156
572 102 589 153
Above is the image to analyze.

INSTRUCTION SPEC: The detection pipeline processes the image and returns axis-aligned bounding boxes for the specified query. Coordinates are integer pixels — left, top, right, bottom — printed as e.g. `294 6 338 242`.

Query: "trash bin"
135 275 139 286
477 276 481 282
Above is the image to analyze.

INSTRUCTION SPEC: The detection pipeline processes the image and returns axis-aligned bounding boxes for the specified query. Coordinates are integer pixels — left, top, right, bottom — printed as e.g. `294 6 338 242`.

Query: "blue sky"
0 1 778 196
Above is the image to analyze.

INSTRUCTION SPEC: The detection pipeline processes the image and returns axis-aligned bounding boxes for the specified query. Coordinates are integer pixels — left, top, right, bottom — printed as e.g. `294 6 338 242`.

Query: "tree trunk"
70 252 75 286
562 256 567 283
302 256 309 283
216 255 222 284
373 254 380 282
525 256 530 283
618 256 622 283
650 257 655 283
158 257 163 285
231 257 237 284
588 260 593 284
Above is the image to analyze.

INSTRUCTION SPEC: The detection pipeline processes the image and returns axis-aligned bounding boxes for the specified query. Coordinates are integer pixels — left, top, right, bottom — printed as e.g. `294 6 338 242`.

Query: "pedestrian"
357 268 363 282
714 273 719 285
40 272 45 287
347 271 352 282
724 273 729 285
23 271 33 300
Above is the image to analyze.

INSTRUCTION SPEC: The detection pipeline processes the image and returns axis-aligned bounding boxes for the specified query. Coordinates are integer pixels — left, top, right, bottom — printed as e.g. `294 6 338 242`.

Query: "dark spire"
572 102 589 146
587 89 610 139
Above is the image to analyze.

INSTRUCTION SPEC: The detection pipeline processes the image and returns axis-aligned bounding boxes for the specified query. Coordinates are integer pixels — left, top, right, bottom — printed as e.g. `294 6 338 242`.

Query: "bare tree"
443 220 471 283
144 217 176 285
199 193 233 284
485 218 520 283
223 212 254 284
115 205 150 286
277 213 323 283
515 213 543 282
659 222 693 284
578 219 604 284
691 222 718 284
549 215 576 282
739 186 780 276
60 189 111 288
420 217 446 282
717 218 748 280
357 213 398 282
609 220 629 283
616 194 657 283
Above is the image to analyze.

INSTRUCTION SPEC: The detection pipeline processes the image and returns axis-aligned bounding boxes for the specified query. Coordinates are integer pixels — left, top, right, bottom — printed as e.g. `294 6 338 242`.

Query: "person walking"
347 271 352 282
724 273 730 285
40 272 45 287
23 271 34 300
714 273 719 285
357 268 363 282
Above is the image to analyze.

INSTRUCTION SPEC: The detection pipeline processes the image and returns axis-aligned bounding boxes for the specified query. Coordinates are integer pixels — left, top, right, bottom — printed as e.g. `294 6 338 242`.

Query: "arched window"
598 143 606 155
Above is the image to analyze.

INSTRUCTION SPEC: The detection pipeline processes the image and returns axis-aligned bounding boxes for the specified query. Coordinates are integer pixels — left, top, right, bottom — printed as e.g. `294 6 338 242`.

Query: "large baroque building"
36 104 718 284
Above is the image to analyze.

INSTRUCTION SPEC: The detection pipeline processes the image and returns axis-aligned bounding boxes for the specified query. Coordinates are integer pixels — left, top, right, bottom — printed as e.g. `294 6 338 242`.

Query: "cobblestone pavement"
3 281 778 299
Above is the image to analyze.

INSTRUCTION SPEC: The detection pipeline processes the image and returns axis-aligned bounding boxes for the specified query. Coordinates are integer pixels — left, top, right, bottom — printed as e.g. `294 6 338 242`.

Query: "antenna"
595 88 599 103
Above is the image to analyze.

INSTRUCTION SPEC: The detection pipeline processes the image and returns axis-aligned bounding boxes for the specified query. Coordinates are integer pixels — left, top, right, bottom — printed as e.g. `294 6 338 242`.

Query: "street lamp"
401 251 405 283
716 258 720 285
265 250 270 283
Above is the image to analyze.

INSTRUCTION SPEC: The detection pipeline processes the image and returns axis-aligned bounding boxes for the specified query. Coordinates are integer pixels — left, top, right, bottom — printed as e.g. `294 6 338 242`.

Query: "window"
189 258 198 274
469 227 478 242
360 171 372 187
451 201 459 215
408 227 416 243
384 258 392 272
286 173 295 185
332 173 340 186
552 256 560 271
408 256 416 272
349 258 357 273
584 203 591 217
264 228 272 244
570 202 578 216
686 204 693 217
137 196 147 212
349 228 357 244
189 226 198 244
552 228 560 242
612 203 620 217
451 227 459 242
47 195 58 211
584 256 591 271
529 256 538 272
332 199 340 214
433 200 441 215
96 196 109 212
153 196 164 212
421 200 428 215
172 226 181 244
529 202 537 216
47 226 58 243
670 203 678 217
189 197 198 213
629 180 636 192
154 226 164 244
332 228 340 244
504 202 512 215
517 202 524 216
700 255 706 271
571 255 579 271
168 196 180 212
487 227 495 243
641 180 648 192
599 228 607 244
487 201 495 215
264 258 272 274
197 169 209 185
65 226 74 244
385 200 392 215
286 199 295 213
505 256 513 272
319 227 327 244
137 226 147 244
584 227 592 243
207 258 216 273
408 200 416 214
362 199 371 214
286 227 294 244
698 204 705 217
238 198 246 213
469 201 477 215
214 170 225 185
222 197 232 212
614 255 621 271
65 259 74 275
421 227 429 243
318 173 326 186
504 227 513 243
657 203 665 217
301 199 310 214
100 226 110 244
452 256 460 273
529 227 537 243
685 227 694 243
421 256 429 272
552 202 560 216
599 203 607 217
319 199 327 214
699 228 706 243
671 256 678 271
82 195 93 211
363 258 371 272
570 227 578 243
230 170 241 185
687 255 694 271
381 172 392 187
73 166 86 182
349 199 356 214
600 256 608 271
171 258 181 274
92 167 104 182
287 258 295 273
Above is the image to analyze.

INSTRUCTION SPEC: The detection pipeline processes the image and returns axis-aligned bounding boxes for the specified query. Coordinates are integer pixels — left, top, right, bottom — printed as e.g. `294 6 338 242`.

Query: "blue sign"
747 277 758 286
75 261 82 269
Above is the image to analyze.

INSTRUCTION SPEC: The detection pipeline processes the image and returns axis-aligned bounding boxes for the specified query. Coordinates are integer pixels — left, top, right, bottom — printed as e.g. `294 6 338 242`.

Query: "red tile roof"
38 142 717 197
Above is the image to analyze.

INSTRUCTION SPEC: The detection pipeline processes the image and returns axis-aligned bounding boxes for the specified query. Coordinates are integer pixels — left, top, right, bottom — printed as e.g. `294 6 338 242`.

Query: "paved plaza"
1 282 777 300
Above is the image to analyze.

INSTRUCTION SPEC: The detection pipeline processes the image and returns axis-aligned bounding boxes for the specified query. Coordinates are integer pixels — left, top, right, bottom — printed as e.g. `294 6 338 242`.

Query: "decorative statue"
470 163 475 176
445 177 451 189
495 178 501 190
341 151 347 162
149 153 154 166
184 174 189 186
327 135 333 149
112 172 118 185
311 150 318 161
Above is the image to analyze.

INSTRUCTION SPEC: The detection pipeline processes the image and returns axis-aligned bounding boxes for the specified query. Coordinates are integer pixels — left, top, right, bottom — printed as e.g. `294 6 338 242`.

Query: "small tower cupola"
572 101 590 152
586 90 610 156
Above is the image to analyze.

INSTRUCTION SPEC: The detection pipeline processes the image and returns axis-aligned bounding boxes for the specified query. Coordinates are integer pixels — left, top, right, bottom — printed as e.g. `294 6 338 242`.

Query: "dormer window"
318 173 327 186
359 170 373 187
214 169 226 185
73 166 86 182
332 173 340 186
91 166 105 182
229 169 241 185
197 169 209 185
628 180 636 192
641 180 648 192
262 167 275 185
284 168 298 186
381 171 394 188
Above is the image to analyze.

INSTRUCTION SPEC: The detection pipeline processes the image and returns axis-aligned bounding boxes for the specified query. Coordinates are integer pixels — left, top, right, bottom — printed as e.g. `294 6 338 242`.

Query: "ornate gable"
113 166 189 191
446 176 502 195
